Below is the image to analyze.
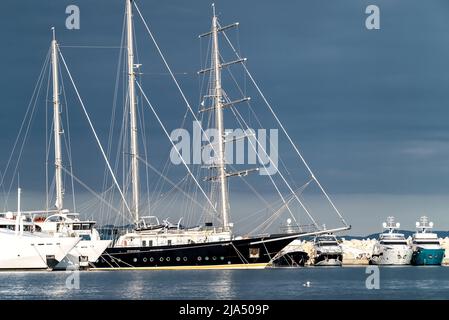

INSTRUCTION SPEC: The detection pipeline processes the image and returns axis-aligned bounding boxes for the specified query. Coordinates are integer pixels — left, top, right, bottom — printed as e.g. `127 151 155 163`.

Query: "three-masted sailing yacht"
92 1 349 270
0 29 110 270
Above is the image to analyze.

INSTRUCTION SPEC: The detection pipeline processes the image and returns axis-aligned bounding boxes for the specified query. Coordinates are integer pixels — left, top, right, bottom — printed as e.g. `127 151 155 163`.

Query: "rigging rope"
58 48 133 219
60 166 125 218
133 2 220 161
59 64 77 212
135 81 218 217
137 155 216 217
99 8 127 225
219 25 349 227
1 48 51 210
228 98 319 228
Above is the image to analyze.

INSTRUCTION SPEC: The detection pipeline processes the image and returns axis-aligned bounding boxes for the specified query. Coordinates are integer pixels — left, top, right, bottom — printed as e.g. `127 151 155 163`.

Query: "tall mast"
51 28 63 211
211 4 230 231
126 0 140 224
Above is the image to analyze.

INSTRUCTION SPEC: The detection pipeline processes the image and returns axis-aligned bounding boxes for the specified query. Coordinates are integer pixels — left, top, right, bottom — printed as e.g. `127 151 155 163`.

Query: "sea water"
0 266 448 300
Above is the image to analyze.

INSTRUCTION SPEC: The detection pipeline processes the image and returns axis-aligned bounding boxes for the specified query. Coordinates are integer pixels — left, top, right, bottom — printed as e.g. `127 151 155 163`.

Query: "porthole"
220 256 225 260
166 257 170 262
176 257 181 261
149 257 154 262
205 256 209 261
160 257 164 262
197 256 202 261
183 257 188 261
143 257 148 262
133 258 137 263
212 256 217 260
227 261 231 264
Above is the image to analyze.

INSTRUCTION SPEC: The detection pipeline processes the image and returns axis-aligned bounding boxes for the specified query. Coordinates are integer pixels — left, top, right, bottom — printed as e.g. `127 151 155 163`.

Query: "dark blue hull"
91 234 301 269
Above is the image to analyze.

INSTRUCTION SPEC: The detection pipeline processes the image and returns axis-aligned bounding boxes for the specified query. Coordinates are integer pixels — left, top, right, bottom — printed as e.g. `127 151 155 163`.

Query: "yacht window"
142 240 146 247
73 224 81 230
143 257 147 262
318 241 337 246
148 240 153 247
82 224 90 230
81 235 90 241
167 240 172 246
380 241 408 245
414 241 440 245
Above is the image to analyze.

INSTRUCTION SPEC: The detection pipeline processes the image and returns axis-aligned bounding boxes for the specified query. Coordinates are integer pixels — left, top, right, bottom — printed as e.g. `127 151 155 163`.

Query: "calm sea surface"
0 266 448 300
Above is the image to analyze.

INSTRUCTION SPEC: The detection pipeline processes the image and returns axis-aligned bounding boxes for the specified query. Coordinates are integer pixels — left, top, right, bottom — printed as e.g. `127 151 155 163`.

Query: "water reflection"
203 270 236 299
1 267 449 299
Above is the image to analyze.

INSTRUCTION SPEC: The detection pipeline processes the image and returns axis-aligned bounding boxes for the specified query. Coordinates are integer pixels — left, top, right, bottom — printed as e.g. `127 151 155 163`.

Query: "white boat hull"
370 246 413 265
0 230 80 270
314 257 342 266
53 239 111 270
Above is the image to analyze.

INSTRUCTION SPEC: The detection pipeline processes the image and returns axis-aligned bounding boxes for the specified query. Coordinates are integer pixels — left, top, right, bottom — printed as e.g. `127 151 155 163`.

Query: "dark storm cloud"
1 1 449 233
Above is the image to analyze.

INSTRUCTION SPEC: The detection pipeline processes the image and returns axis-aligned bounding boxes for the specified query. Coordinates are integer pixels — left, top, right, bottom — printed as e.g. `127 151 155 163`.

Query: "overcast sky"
0 0 449 235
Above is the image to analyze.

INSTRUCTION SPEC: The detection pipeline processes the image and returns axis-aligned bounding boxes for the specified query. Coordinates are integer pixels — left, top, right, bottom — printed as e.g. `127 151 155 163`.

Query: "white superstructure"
412 216 441 251
34 211 110 269
114 216 231 248
0 194 80 270
370 216 412 265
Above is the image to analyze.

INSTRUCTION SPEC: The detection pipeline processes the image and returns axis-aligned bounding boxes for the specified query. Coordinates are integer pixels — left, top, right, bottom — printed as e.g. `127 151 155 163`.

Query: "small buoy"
303 281 311 287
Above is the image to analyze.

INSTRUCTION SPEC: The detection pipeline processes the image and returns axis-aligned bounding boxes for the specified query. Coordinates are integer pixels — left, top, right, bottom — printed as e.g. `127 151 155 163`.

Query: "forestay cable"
220 26 348 227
